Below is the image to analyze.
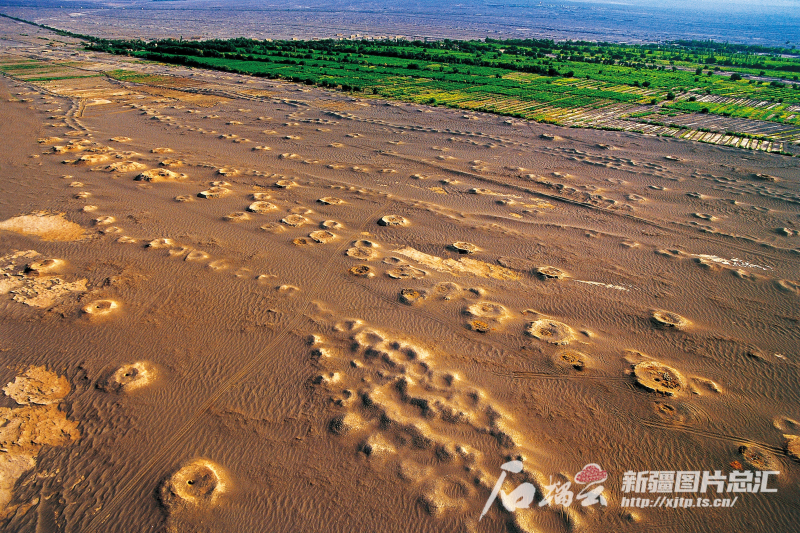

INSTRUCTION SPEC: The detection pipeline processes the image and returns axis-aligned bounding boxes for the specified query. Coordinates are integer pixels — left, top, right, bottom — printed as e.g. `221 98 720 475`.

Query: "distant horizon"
0 0 798 46
563 0 798 7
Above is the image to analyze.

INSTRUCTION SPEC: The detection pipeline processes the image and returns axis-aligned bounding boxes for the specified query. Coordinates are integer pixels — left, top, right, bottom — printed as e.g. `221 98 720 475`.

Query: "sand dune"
0 24 798 533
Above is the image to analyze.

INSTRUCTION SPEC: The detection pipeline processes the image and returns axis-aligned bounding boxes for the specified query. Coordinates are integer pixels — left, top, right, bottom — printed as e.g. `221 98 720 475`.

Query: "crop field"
2 13 799 154
0 56 101 82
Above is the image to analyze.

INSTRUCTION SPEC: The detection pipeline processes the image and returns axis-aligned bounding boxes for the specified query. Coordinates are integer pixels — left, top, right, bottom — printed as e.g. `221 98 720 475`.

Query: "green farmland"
3 12 799 153
89 37 800 122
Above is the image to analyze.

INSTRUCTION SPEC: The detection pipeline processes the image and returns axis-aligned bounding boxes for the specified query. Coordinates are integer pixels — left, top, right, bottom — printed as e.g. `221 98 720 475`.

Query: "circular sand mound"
400 288 425 305
248 201 277 214
432 282 461 300
349 265 374 278
309 230 336 243
82 299 119 316
540 133 564 141
449 242 478 254
378 215 408 227
104 362 155 393
784 435 800 462
386 265 426 279
148 238 175 248
526 319 575 345
77 153 111 165
328 413 363 436
359 434 395 458
25 258 64 276
651 310 690 329
468 320 491 333
281 214 309 227
94 216 116 226
346 240 379 257
464 302 510 321
186 250 210 262
161 459 227 509
223 212 250 222
347 246 378 260
738 445 777 470
633 361 685 395
135 168 187 182
217 167 238 176
535 266 567 280
103 161 147 173
317 197 344 205
556 350 588 370
321 220 344 230
260 223 285 234
197 187 230 199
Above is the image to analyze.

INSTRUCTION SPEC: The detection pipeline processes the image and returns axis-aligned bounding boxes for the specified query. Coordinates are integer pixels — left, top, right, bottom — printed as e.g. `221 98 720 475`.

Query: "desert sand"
0 17 799 533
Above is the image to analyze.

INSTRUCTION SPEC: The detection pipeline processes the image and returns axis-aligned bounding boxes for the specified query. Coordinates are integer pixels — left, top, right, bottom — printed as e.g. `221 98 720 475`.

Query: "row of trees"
85 37 575 78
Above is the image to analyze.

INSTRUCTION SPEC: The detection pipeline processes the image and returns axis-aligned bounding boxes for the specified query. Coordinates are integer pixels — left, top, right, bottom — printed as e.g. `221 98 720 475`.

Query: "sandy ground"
0 21 799 533
2 0 799 46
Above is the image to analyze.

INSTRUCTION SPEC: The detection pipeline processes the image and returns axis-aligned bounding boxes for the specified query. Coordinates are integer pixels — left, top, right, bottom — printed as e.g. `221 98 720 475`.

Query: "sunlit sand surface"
0 16 798 533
